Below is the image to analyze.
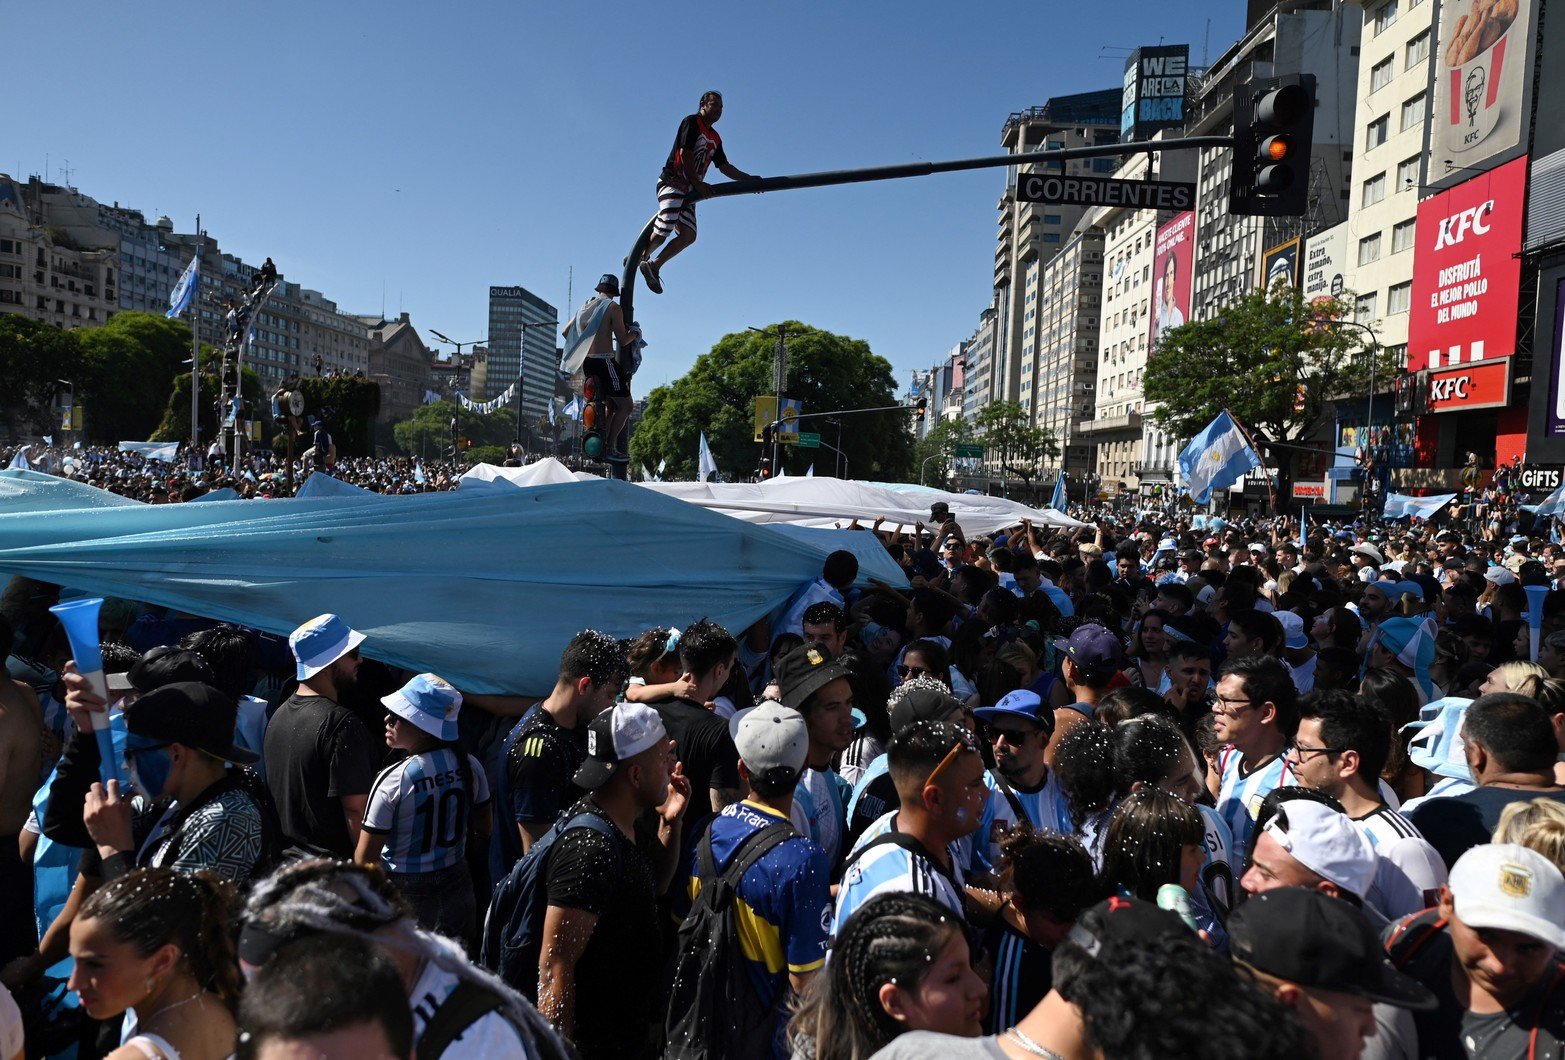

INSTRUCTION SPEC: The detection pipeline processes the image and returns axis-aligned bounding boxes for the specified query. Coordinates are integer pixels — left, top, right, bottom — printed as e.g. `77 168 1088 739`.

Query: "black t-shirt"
985 920 1053 1034
1408 786 1565 870
545 801 661 1059
505 705 585 829
847 771 900 853
645 696 740 842
659 114 727 188
263 693 378 859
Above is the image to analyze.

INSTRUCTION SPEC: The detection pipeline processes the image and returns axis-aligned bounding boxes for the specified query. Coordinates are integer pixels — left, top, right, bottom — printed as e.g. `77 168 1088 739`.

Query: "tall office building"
487 284 556 424
993 91 1121 405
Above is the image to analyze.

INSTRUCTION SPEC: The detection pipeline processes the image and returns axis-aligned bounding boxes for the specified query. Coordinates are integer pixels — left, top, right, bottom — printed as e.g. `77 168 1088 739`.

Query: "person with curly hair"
868 896 1314 1059
788 892 985 1060
68 867 239 1060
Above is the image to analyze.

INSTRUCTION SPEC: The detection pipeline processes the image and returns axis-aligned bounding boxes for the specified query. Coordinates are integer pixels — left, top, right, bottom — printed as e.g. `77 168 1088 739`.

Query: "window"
1397 155 1421 190
1366 115 1389 149
1043 214 1062 225
1401 93 1426 131
1359 233 1383 265
1356 292 1379 321
1370 57 1394 92
1393 218 1417 252
1388 281 1412 314
1373 0 1398 34
1362 172 1387 206
1406 30 1430 67
1043 233 1061 243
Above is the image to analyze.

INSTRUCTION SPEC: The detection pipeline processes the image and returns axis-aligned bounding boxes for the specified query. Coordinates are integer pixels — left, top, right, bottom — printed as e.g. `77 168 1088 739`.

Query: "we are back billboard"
1407 155 1527 373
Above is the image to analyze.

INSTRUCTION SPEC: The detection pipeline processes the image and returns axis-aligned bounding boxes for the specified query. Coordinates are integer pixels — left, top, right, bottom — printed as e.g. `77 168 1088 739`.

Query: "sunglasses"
980 724 1038 745
898 665 935 679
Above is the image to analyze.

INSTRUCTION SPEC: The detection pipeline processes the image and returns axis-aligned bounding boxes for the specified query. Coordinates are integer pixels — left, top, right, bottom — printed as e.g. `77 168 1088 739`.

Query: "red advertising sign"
1408 155 1527 372
1292 482 1327 500
1425 357 1511 413
1149 211 1194 351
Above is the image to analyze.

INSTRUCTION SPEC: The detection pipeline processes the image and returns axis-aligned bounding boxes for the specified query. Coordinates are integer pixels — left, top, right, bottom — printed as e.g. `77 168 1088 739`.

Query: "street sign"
1015 173 1196 211
953 444 985 458
796 432 821 448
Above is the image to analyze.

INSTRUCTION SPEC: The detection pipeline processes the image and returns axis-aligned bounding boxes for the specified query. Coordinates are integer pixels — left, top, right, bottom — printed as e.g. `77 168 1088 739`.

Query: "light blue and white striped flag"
698 432 717 483
413 463 426 485
166 255 200 319
1178 412 1263 504
1049 474 1067 511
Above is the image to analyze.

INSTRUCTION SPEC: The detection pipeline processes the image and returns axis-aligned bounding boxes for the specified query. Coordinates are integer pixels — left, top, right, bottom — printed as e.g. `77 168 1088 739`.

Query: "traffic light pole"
618 135 1236 326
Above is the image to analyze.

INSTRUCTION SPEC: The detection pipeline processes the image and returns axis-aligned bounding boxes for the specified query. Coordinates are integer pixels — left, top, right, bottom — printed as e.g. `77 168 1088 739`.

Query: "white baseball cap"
1449 844 1565 950
729 701 809 785
574 703 668 791
1265 800 1378 900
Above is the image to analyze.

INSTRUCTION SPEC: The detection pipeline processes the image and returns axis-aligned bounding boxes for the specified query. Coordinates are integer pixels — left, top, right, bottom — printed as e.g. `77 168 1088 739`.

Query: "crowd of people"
1 492 1565 1058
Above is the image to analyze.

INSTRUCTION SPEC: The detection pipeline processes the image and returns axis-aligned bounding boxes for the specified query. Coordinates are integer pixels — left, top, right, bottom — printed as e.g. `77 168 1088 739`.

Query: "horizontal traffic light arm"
621 134 1236 323
767 402 925 432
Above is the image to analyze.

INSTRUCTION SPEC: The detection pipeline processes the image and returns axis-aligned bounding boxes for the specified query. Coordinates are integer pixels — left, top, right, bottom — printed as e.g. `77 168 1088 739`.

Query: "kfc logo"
1434 201 1495 250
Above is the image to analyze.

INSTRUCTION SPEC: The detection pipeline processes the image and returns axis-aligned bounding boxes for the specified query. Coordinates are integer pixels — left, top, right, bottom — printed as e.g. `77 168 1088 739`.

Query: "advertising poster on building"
1546 276 1565 436
1259 237 1301 291
1121 45 1190 141
1148 211 1194 351
1431 0 1538 182
1302 222 1349 306
1407 155 1527 372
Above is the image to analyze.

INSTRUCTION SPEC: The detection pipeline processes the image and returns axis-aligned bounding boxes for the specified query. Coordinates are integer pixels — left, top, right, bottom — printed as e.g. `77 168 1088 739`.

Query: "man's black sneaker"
639 259 663 295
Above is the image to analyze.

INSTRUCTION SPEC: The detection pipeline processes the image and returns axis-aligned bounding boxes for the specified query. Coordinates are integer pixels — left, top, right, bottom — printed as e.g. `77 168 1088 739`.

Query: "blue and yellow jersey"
683 800 833 1022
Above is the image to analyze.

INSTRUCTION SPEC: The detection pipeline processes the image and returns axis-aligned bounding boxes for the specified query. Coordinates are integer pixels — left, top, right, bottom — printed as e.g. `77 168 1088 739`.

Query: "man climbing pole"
638 91 758 295
561 274 635 460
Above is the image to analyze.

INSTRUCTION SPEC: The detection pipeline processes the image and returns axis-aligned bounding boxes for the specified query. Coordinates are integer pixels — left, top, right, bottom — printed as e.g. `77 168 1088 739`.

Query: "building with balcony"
0 177 117 328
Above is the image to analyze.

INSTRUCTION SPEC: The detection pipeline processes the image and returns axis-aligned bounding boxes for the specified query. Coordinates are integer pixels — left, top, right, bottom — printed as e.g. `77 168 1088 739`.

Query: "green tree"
151 348 269 451
0 314 84 440
630 322 912 481
297 375 382 458
1142 284 1396 506
912 415 976 487
392 400 517 464
975 400 1059 485
77 312 192 443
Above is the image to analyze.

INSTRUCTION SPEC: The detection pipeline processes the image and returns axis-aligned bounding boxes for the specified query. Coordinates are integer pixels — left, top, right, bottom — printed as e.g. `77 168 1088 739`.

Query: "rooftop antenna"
1203 19 1212 67
60 159 72 188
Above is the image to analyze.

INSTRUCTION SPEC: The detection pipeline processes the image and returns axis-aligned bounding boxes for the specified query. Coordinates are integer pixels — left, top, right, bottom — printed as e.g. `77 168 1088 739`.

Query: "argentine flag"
1178 411 1262 504
166 255 200 319
1049 474 1067 511
698 432 718 483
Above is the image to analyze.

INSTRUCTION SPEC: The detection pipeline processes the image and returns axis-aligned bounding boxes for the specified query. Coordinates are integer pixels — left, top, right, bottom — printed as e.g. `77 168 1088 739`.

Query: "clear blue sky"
11 0 1242 392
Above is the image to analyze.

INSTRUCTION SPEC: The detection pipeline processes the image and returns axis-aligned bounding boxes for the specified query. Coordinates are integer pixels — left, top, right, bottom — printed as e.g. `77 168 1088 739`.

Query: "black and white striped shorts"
653 181 697 238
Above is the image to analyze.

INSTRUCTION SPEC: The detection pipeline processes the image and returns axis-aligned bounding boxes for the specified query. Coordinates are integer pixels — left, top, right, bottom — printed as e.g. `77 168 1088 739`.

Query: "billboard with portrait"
1148 211 1194 352
1259 237 1301 291
1407 155 1527 373
1429 0 1538 187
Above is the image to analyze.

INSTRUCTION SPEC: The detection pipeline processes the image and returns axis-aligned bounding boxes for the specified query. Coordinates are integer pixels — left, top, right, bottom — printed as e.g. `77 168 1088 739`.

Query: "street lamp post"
1325 318 1384 508
430 330 486 464
56 379 74 443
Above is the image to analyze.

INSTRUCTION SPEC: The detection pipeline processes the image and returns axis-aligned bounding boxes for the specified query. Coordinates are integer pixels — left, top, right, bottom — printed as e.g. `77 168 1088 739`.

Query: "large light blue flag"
1178 412 1262 504
166 255 199 319
1532 479 1565 518
1049 474 1067 511
1383 492 1458 520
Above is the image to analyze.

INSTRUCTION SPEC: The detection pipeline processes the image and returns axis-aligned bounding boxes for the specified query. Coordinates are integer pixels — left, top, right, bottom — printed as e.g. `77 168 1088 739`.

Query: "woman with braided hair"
67 867 238 1060
788 892 986 1060
236 858 568 1060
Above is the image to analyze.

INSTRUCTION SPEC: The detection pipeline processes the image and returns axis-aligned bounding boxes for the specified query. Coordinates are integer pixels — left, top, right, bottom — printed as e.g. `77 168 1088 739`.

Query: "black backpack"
479 807 616 996
663 820 796 1060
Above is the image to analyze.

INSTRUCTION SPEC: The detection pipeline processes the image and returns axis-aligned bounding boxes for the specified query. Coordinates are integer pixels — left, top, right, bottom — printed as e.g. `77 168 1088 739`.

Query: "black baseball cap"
887 679 966 732
108 646 215 695
774 644 854 712
1064 895 1189 958
1228 889 1436 1010
125 681 258 764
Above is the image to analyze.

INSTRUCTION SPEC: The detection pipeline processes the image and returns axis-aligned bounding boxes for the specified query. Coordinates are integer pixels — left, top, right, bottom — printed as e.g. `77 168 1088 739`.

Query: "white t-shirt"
409 937 542 1058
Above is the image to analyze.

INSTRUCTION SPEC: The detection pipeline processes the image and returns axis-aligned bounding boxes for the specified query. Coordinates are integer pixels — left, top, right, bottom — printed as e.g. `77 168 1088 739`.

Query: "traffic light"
1229 74 1316 217
762 422 776 450
915 397 928 423
582 377 603 458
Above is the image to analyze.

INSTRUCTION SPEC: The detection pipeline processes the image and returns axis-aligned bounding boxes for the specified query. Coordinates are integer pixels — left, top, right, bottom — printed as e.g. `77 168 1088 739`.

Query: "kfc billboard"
1426 358 1511 413
1407 155 1527 373
1430 0 1538 186
1149 211 1194 351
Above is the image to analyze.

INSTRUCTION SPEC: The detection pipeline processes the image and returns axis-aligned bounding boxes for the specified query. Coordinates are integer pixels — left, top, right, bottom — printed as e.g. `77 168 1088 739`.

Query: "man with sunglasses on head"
265 613 379 860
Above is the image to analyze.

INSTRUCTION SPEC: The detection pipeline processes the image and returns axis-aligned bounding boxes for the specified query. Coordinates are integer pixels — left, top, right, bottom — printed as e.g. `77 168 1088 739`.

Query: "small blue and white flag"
805 464 815 478
641 463 653 482
1178 411 1263 504
698 432 717 483
564 396 583 422
1298 504 1307 552
7 446 32 470
1049 473 1067 512
166 255 200 319
422 390 442 405
548 400 556 427
656 458 667 480
413 463 426 485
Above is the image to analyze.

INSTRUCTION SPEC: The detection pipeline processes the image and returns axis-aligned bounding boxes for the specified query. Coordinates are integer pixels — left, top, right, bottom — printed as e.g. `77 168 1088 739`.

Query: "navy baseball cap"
1054 623 1124 674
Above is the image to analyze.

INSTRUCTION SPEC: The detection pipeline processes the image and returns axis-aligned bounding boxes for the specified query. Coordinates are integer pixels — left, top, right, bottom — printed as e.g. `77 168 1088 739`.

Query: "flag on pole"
698 432 717 483
413 463 426 485
166 255 200 319
6 446 31 470
1298 504 1307 553
656 458 667 481
1049 474 1067 512
805 464 815 477
1177 411 1263 504
641 463 652 482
